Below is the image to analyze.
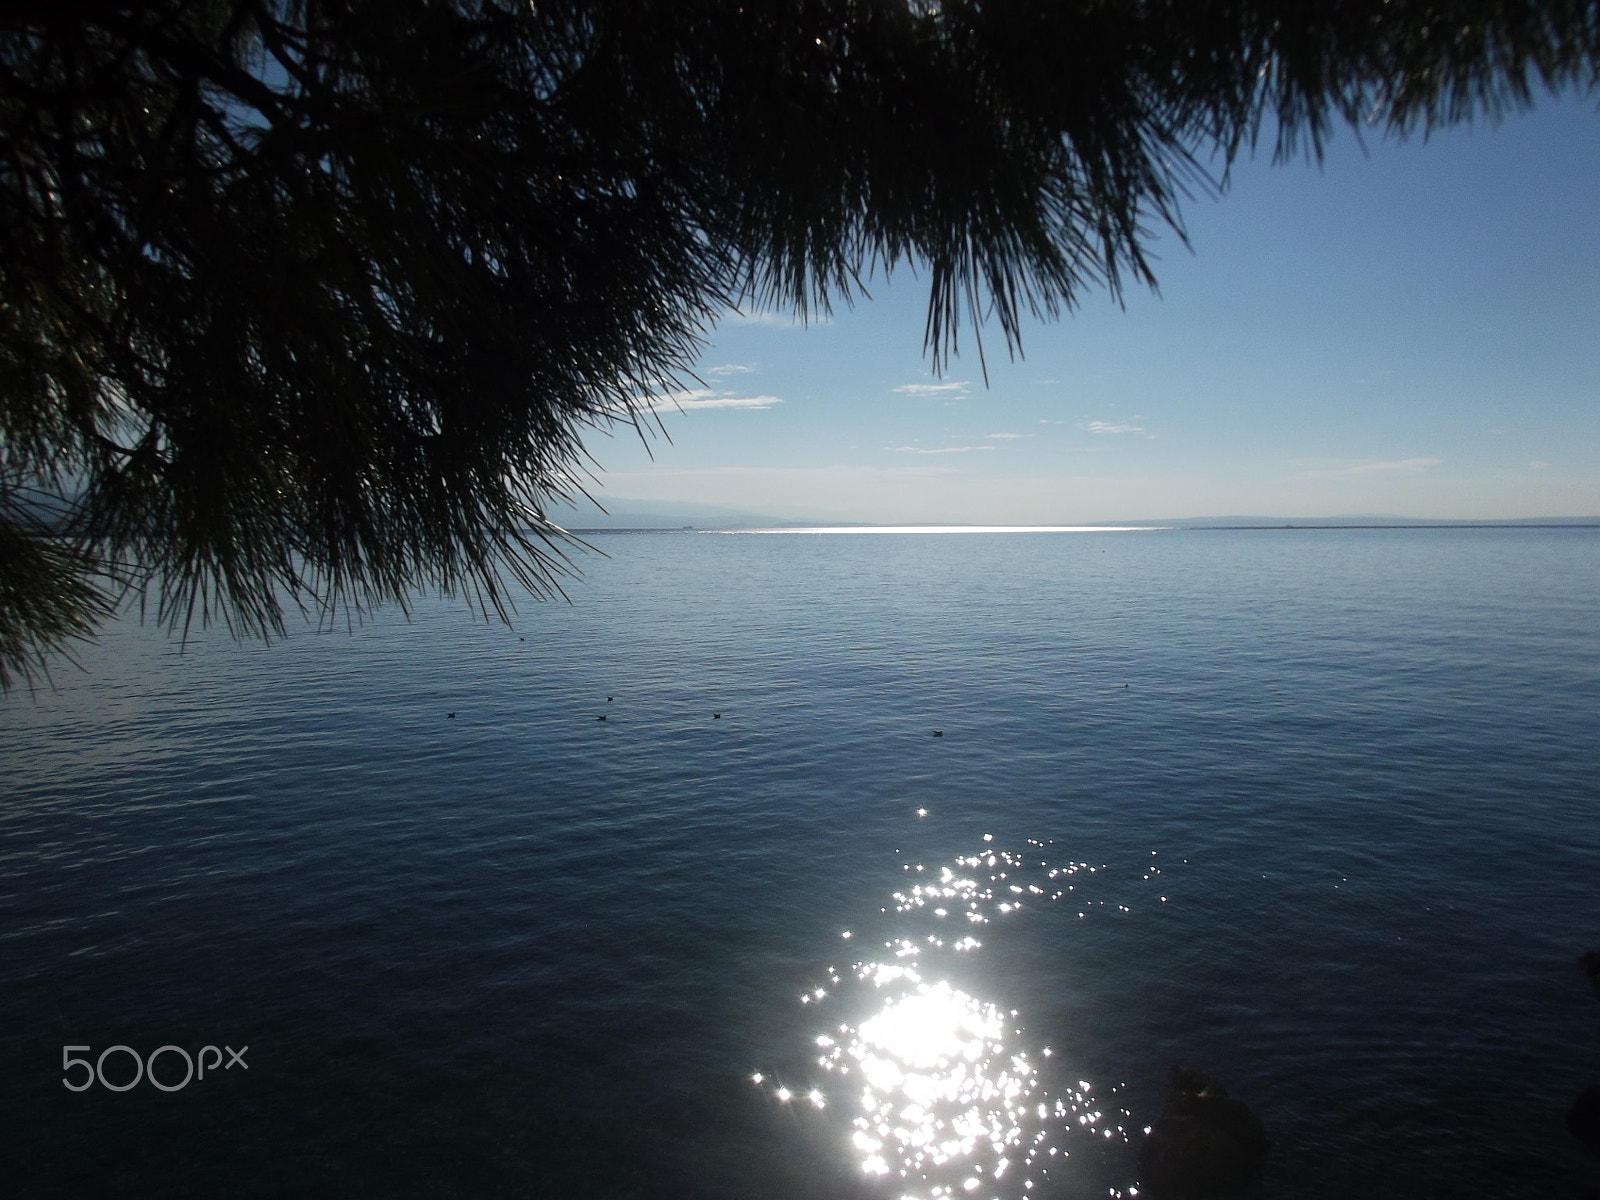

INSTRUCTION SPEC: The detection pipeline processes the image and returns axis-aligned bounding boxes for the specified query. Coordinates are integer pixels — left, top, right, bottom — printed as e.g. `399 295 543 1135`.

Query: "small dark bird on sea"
447 712 455 718
597 714 606 721
933 730 943 737
607 696 613 702
713 713 721 719
1581 950 1600 999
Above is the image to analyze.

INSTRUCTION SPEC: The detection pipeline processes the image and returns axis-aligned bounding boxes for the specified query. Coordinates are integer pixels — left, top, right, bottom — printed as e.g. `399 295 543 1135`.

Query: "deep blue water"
3 527 1599 1198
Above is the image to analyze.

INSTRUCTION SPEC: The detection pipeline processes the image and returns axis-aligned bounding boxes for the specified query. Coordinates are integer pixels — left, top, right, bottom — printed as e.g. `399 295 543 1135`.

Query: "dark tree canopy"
2 0 1596 688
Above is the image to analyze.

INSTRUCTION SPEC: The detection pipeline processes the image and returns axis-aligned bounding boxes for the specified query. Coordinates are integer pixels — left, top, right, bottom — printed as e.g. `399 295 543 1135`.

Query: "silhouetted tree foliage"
2 0 1596 687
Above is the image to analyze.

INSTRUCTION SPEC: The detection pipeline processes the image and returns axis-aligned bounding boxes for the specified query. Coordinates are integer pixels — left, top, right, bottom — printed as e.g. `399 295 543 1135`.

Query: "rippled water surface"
3 527 1599 1198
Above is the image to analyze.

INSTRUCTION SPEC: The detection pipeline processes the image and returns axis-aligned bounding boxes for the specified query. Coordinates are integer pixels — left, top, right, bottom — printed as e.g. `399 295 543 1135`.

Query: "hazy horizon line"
555 517 1600 534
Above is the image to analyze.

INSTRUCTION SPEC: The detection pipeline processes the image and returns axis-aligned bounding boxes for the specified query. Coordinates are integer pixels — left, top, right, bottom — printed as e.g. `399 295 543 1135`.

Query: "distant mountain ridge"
1151 515 1600 528
541 499 819 530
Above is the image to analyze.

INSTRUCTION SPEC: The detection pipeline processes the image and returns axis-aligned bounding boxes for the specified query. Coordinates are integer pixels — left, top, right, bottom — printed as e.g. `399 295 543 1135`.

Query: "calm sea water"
3 527 1599 1199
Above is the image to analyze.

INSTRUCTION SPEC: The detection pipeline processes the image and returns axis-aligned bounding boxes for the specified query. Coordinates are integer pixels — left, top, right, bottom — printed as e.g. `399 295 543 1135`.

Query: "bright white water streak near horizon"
720 526 1170 535
754 834 1153 1200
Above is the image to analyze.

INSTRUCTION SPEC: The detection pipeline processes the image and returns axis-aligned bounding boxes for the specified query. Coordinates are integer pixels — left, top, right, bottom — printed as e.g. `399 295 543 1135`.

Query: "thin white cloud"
704 363 755 378
643 388 714 407
894 381 971 398
680 394 783 411
642 389 782 411
1087 420 1145 435
1339 456 1441 475
891 444 995 454
721 309 823 327
1299 457 1442 479
985 432 1028 440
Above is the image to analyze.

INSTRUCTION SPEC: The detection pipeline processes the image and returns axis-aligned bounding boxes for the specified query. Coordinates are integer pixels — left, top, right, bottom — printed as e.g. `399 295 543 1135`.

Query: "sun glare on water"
843 974 1030 1183
753 837 1168 1199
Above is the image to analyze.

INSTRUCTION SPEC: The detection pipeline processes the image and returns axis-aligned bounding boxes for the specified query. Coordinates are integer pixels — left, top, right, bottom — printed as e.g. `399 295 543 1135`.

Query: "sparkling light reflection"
753 835 1176 1198
839 975 1031 1182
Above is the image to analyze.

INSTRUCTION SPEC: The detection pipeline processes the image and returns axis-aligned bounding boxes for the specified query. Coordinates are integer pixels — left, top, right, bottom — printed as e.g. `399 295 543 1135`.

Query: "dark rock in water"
1580 950 1600 1000
1570 1086 1600 1157
1139 1066 1268 1198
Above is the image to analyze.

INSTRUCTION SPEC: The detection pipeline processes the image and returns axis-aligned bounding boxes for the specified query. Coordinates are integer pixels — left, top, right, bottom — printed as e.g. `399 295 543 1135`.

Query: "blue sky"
585 93 1600 524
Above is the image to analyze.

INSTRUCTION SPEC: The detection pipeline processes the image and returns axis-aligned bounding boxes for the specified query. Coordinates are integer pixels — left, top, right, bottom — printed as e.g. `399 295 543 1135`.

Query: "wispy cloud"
985 432 1028 440
1087 420 1144 435
722 308 826 328
642 389 782 412
894 381 971 398
680 394 783 411
891 444 995 454
1299 457 1442 479
643 388 714 407
704 363 755 378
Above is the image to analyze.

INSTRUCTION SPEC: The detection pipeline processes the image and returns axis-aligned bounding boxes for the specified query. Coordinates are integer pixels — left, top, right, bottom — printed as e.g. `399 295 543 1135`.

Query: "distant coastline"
541 497 1600 533
553 515 1600 535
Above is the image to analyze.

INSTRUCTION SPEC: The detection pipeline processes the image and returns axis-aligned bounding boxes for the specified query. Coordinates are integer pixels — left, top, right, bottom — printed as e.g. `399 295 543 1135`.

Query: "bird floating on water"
932 730 943 737
1582 950 1600 998
447 712 455 718
713 713 721 719
597 714 606 721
